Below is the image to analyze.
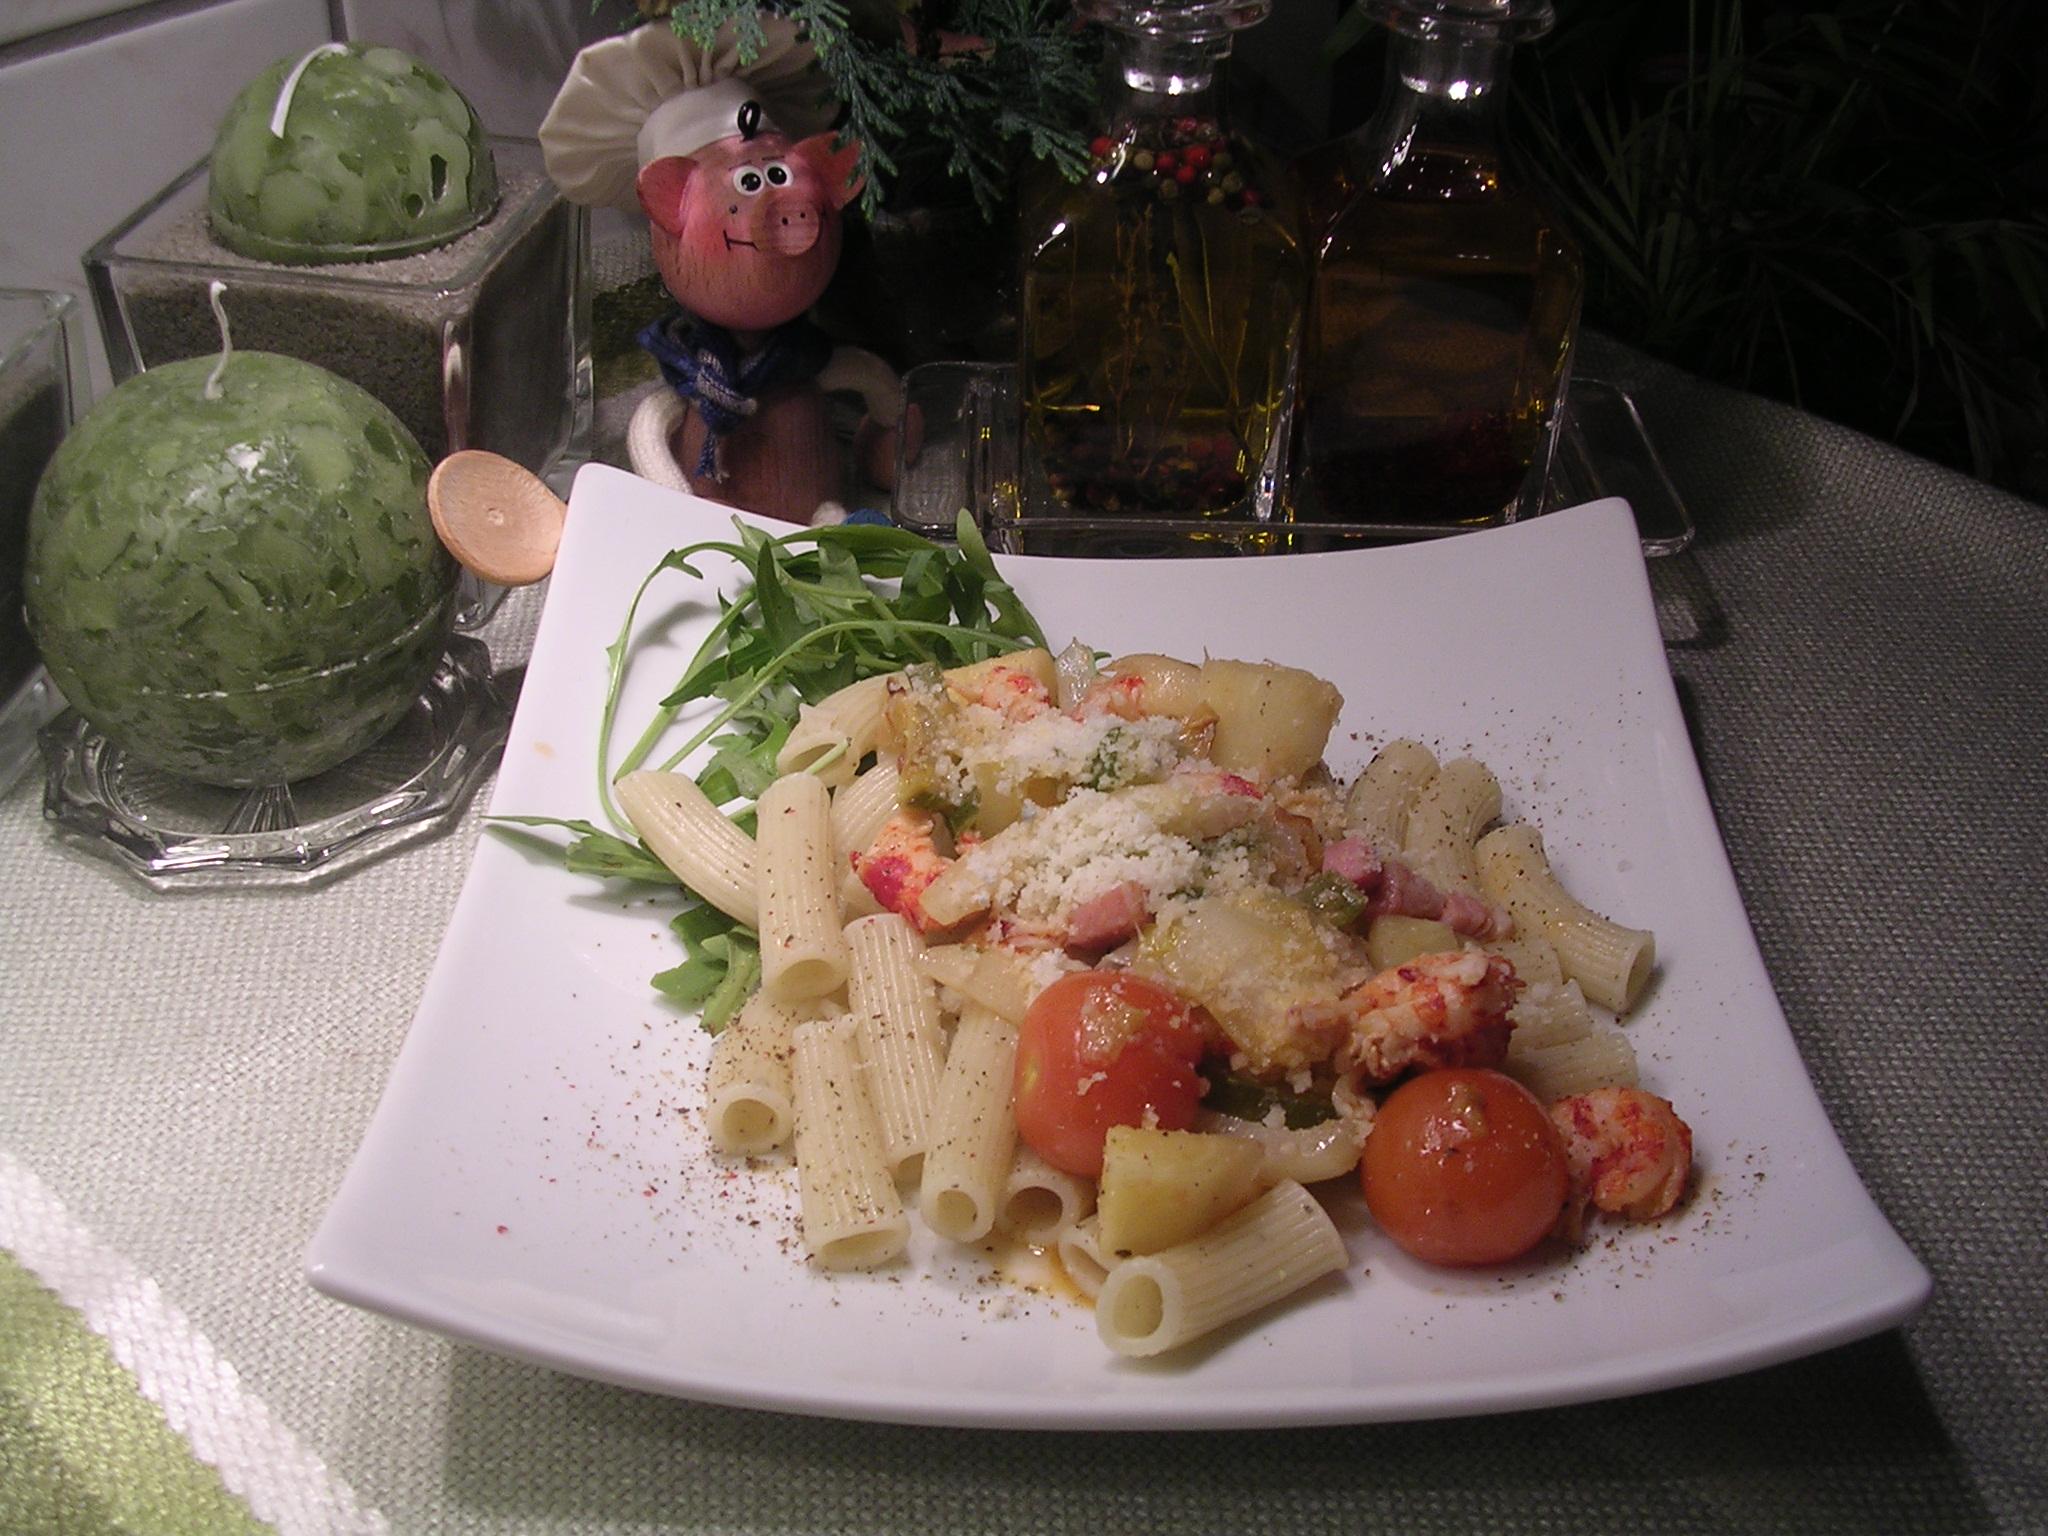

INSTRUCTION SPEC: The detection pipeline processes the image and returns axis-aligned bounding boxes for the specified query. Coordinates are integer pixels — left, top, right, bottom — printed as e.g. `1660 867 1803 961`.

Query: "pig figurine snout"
757 201 821 258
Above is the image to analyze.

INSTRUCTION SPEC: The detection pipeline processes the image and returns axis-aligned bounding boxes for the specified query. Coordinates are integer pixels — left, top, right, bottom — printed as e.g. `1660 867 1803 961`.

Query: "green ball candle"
207 43 497 264
25 350 457 787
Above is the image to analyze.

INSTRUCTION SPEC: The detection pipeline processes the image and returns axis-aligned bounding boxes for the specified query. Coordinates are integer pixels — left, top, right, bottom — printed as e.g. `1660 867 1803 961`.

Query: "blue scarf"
638 312 835 481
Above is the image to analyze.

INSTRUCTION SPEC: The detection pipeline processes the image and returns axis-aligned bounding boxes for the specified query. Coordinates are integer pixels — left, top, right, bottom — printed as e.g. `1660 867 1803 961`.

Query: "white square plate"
307 465 1929 1429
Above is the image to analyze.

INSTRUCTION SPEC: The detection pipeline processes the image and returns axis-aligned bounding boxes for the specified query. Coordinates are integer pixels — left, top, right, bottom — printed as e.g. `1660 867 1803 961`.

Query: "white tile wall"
338 0 619 138
0 0 161 48
0 0 335 391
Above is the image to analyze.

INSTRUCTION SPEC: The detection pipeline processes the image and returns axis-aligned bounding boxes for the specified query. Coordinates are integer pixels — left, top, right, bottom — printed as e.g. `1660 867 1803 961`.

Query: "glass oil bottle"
1294 0 1582 534
1012 0 1305 554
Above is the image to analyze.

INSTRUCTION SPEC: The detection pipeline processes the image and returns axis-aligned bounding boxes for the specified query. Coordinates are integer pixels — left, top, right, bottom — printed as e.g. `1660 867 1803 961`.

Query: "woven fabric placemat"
4 335 2044 1534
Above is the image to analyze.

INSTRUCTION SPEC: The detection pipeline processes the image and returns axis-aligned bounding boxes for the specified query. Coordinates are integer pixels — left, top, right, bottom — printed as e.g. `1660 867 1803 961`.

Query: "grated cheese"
951 783 1257 931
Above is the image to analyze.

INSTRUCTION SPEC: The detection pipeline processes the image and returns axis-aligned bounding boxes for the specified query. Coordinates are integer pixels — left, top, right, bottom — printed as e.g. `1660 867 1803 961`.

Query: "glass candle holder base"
893 362 1692 556
38 636 513 889
0 669 65 796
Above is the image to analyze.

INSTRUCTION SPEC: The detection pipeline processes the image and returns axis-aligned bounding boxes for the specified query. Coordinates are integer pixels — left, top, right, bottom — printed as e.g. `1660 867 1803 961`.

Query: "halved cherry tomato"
1013 971 1211 1178
1360 1068 1568 1266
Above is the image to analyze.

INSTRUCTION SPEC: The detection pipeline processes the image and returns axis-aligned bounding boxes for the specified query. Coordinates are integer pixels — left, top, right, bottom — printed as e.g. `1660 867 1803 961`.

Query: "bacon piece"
1364 857 1446 921
1063 881 1150 953
1321 836 1382 890
1440 888 1514 942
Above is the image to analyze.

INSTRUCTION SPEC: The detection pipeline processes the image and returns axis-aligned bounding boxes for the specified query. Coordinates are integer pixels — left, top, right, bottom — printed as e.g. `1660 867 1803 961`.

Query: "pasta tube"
1505 980 1640 1101
755 773 851 1002
1402 757 1501 895
790 1015 907 1269
918 1004 1019 1244
1343 738 1438 851
1476 823 1655 1013
829 759 902 863
998 1146 1096 1246
616 770 757 928
704 991 803 1155
1056 1216 1112 1301
1483 931 1565 988
778 674 894 787
831 761 901 919
1094 1180 1347 1358
844 913 948 1177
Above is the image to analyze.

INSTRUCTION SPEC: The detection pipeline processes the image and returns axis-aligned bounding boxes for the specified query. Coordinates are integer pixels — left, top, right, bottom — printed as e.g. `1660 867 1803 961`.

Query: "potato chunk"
1197 659 1343 781
1366 914 1459 971
1096 1126 1266 1257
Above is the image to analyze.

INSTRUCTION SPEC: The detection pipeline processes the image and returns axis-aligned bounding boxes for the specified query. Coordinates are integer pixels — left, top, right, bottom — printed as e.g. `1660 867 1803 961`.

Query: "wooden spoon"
427 450 566 586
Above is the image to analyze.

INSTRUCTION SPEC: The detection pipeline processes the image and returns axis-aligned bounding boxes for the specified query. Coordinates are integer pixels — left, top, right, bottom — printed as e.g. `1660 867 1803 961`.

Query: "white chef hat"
540 18 839 211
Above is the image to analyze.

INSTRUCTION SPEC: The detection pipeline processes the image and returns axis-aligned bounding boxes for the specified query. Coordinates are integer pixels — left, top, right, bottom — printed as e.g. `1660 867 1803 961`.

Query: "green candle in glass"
25 344 456 787
207 42 499 264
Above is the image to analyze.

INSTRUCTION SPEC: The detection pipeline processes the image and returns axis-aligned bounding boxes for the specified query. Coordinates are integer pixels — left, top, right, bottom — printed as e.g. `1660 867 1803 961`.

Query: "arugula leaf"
500 511 1053 1027
653 906 761 1033
488 815 679 885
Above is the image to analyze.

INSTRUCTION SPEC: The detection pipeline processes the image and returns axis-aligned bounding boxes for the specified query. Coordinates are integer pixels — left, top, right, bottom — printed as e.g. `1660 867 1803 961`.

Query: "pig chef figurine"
541 19 907 522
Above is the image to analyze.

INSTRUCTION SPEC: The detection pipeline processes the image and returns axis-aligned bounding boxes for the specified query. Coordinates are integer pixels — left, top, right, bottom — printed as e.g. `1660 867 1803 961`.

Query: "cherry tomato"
1360 1068 1568 1266
1013 972 1210 1177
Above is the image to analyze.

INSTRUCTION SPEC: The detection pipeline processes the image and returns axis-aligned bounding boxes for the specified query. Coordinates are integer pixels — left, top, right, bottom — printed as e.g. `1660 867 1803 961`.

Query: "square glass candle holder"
0 289 85 792
84 137 591 493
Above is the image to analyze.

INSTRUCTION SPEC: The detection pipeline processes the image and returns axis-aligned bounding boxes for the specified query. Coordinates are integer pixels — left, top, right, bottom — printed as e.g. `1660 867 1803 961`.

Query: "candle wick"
204 281 233 401
269 42 348 139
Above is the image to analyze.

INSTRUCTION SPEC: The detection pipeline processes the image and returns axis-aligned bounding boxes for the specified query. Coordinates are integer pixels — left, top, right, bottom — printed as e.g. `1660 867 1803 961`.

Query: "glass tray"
891 363 1694 557
37 636 514 889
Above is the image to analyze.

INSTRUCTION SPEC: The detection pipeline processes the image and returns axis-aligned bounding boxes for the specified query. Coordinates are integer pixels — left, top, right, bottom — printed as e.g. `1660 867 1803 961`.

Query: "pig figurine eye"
730 161 794 196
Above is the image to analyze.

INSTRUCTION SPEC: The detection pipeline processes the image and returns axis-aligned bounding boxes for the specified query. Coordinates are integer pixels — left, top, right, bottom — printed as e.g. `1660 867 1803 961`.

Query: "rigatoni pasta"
1505 980 1640 1101
789 1014 908 1269
998 1147 1095 1246
617 769 758 928
754 772 850 1003
1344 737 1439 851
918 1005 1020 1244
1402 756 1502 895
1476 822 1656 1013
843 912 947 1177
777 673 894 787
704 991 804 1155
1056 1215 1112 1300
828 759 902 864
1094 1180 1347 1358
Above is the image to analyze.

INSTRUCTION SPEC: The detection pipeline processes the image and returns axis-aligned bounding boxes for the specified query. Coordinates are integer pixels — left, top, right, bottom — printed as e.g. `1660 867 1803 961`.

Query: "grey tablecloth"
3 333 2044 1534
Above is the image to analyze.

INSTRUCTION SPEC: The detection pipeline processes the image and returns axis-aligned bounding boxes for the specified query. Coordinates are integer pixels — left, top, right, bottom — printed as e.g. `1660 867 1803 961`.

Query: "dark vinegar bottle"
1295 0 1581 532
